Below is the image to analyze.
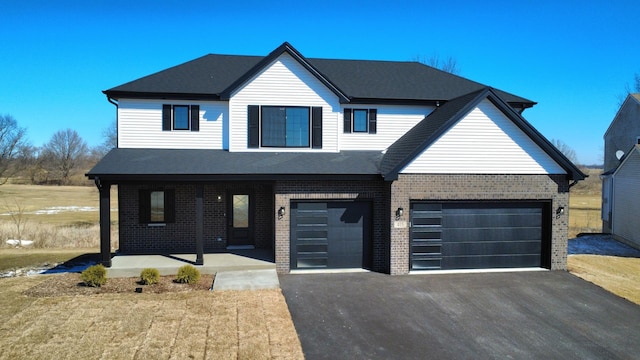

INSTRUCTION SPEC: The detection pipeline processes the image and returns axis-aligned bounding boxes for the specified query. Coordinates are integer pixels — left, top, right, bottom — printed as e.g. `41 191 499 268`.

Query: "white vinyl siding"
118 99 228 149
401 99 566 174
341 105 435 151
612 148 640 246
228 53 340 152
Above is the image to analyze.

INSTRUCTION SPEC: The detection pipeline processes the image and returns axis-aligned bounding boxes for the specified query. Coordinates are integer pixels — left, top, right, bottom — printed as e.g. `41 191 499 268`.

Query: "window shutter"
312 107 323 149
139 190 150 223
190 105 200 132
248 105 260 148
164 189 175 223
162 104 172 131
343 109 352 133
369 109 377 134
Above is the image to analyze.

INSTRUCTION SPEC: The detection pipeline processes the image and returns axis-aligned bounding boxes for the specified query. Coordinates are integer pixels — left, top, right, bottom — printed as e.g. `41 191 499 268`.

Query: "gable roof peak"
218 41 349 102
380 87 585 181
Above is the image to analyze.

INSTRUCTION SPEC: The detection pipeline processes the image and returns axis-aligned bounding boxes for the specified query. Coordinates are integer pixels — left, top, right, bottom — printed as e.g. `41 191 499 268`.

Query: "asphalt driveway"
280 271 640 359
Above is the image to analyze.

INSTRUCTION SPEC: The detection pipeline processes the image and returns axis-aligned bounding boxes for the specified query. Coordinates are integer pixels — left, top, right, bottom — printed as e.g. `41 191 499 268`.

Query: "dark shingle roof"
104 42 534 106
87 149 382 181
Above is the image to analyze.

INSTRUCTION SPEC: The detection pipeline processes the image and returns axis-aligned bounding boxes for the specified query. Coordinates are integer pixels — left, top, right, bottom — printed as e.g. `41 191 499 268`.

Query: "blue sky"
1 0 637 165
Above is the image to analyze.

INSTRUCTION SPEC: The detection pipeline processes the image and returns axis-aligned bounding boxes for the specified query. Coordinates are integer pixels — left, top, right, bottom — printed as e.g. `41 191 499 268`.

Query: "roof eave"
103 90 222 101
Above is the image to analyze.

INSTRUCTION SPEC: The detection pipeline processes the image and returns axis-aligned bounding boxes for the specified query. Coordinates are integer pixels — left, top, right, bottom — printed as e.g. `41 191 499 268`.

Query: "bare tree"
414 54 461 75
102 120 117 150
617 72 640 106
0 114 27 185
551 139 578 165
42 129 88 184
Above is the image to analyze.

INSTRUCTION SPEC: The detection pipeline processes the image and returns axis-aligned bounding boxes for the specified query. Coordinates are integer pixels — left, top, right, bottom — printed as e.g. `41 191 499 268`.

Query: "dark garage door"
410 201 550 270
291 201 371 270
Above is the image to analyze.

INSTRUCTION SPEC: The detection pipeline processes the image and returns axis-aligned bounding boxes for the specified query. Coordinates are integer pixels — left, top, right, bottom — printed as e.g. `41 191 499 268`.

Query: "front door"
228 193 254 247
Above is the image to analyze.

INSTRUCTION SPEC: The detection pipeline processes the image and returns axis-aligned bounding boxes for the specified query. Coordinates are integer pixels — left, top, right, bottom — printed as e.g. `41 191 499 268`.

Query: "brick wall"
118 182 274 254
389 174 570 275
274 180 389 274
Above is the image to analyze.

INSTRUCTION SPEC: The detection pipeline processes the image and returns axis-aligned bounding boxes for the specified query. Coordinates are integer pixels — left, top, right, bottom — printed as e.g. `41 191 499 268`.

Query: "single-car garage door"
410 201 550 270
291 201 371 270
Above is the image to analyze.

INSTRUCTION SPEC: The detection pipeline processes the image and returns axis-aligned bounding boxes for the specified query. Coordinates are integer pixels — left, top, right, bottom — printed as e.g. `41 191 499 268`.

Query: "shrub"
175 265 200 284
140 268 160 285
81 264 107 287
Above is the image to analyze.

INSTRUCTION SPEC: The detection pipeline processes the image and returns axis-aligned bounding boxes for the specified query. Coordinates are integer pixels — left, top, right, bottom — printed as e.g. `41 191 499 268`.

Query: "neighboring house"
87 42 585 275
601 93 640 246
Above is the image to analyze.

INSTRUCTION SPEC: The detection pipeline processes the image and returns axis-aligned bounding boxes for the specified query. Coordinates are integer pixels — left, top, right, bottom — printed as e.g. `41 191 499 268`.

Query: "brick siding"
118 182 273 254
274 180 389 274
389 174 569 275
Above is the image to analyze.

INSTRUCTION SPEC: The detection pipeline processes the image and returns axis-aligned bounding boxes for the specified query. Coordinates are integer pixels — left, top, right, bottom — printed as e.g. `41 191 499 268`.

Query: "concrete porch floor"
107 249 275 278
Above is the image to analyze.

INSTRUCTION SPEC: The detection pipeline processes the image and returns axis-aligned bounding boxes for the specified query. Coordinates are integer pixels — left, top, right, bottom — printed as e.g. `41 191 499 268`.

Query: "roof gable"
219 42 349 102
381 88 586 180
604 93 640 138
613 144 640 177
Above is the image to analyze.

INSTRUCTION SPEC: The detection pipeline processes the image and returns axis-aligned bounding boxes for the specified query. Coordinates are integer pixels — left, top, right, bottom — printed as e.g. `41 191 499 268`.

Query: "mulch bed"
23 273 215 297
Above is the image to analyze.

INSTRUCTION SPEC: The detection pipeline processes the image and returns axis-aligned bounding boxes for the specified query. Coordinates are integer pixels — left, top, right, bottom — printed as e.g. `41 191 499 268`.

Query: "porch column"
96 178 112 267
195 184 204 265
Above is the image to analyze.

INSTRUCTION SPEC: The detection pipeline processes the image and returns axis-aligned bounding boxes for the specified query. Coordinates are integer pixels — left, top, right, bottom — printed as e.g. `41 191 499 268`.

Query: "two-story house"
87 42 585 275
601 93 640 247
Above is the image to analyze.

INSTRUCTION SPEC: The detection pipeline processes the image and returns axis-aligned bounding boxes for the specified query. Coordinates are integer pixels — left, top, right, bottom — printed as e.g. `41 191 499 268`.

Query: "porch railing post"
195 184 204 265
97 178 112 267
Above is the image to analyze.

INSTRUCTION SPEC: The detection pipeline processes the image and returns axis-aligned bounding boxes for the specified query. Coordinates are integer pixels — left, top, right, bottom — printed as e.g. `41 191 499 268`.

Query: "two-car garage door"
410 201 551 271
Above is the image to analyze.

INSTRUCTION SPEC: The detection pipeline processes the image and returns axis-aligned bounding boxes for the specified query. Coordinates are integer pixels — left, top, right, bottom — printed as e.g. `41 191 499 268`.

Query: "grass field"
0 276 304 360
0 184 118 249
568 168 602 238
568 255 640 306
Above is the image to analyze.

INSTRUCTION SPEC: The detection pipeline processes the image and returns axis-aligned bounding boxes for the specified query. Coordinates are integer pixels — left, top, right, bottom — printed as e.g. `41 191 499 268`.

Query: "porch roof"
86 148 383 182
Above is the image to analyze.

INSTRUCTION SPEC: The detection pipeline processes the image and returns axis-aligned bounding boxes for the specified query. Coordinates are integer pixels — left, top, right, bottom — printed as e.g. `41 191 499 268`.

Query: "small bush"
175 265 200 284
81 264 107 287
140 268 160 285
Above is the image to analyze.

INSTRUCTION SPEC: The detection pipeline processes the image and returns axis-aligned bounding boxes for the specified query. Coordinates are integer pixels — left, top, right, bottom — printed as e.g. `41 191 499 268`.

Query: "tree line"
0 114 116 185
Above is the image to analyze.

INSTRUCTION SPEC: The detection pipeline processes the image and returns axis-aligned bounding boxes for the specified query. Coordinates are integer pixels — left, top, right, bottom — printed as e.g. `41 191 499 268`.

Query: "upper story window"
248 105 323 149
162 104 200 132
344 108 377 134
262 106 310 147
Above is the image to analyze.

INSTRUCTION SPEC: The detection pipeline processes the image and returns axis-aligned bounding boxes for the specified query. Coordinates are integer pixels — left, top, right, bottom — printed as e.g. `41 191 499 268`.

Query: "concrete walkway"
213 269 280 290
105 250 280 290
107 249 275 278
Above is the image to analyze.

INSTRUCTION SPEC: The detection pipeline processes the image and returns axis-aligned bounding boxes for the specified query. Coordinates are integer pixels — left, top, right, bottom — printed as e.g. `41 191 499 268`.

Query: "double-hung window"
162 104 200 132
247 105 323 149
343 108 377 134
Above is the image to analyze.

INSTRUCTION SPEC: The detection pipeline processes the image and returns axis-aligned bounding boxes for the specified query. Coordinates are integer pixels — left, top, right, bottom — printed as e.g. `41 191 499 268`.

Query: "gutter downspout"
106 96 118 148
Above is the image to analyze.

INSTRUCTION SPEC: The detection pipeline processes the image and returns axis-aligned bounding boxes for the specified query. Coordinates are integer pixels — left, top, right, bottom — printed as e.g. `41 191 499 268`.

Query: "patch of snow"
0 261 97 278
0 206 117 216
31 206 99 215
568 235 640 257
6 239 34 247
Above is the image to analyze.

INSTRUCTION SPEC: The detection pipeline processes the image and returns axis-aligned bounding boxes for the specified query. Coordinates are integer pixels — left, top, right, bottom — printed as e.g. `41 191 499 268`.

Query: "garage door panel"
291 201 371 270
443 213 542 228
443 254 542 269
443 240 541 256
443 228 542 242
411 201 549 270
